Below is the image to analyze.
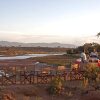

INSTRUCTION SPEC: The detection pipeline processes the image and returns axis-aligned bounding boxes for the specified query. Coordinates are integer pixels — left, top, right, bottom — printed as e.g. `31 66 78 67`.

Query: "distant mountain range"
0 41 75 48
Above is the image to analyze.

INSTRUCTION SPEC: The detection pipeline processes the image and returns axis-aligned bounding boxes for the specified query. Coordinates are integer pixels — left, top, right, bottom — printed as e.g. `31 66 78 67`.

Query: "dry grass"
30 55 77 66
0 84 100 100
80 91 100 100
0 85 41 100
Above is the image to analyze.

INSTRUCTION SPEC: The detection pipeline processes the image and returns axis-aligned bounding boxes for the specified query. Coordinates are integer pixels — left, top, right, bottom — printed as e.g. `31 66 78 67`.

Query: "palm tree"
97 32 100 37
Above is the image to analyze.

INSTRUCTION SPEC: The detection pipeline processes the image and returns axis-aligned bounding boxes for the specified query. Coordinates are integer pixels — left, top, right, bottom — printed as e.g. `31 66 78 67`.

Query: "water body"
0 54 61 60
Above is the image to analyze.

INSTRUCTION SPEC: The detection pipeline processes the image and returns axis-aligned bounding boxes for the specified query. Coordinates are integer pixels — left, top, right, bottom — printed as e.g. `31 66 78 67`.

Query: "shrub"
47 77 64 95
83 63 100 87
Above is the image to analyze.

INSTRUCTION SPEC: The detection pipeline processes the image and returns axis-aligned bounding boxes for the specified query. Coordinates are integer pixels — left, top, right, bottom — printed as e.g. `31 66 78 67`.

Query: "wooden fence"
0 70 84 85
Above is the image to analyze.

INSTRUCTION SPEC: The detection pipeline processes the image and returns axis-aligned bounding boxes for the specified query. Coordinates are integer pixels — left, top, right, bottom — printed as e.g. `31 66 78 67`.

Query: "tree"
97 32 100 37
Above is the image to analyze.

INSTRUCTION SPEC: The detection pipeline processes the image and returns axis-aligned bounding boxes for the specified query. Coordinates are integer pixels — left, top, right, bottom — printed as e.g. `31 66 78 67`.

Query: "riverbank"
0 54 59 60
29 54 79 66
0 54 79 68
0 47 67 56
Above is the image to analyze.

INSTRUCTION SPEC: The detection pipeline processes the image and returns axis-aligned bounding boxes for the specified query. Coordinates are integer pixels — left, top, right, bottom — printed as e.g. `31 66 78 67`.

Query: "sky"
0 0 100 45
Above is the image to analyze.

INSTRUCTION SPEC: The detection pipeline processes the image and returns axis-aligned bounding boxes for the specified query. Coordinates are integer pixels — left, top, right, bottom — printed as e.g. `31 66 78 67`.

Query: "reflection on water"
0 54 60 60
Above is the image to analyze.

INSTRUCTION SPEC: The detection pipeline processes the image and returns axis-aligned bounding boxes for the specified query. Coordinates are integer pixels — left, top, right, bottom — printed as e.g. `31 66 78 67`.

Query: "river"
0 54 61 60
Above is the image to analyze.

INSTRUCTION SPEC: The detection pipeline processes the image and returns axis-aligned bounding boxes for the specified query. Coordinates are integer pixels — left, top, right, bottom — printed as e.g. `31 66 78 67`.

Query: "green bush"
83 63 100 87
47 77 64 95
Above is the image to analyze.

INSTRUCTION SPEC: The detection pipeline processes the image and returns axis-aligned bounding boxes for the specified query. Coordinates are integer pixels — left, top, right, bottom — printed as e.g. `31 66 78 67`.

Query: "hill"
0 41 75 48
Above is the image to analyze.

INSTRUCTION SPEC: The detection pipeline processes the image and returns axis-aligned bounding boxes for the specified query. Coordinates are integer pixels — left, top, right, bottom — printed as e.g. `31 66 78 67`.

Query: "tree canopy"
97 32 100 37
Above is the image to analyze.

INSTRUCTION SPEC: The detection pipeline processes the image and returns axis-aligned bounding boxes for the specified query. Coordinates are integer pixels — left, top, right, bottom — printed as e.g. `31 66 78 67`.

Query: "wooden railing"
0 70 84 85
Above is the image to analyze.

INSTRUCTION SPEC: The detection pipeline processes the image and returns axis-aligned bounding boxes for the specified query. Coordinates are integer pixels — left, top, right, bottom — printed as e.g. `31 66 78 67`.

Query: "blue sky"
0 0 100 45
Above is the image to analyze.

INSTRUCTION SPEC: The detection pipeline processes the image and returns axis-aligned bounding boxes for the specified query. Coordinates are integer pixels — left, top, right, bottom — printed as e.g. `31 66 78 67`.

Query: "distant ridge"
0 41 75 48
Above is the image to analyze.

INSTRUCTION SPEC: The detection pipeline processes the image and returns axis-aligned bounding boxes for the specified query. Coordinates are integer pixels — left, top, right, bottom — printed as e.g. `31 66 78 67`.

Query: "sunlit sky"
0 0 100 45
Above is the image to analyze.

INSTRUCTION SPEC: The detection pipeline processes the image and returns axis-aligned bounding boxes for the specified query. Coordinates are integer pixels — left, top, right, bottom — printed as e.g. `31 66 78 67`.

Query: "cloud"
0 33 62 43
19 35 64 43
0 31 22 34
21 34 59 38
75 36 100 46
0 31 99 45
